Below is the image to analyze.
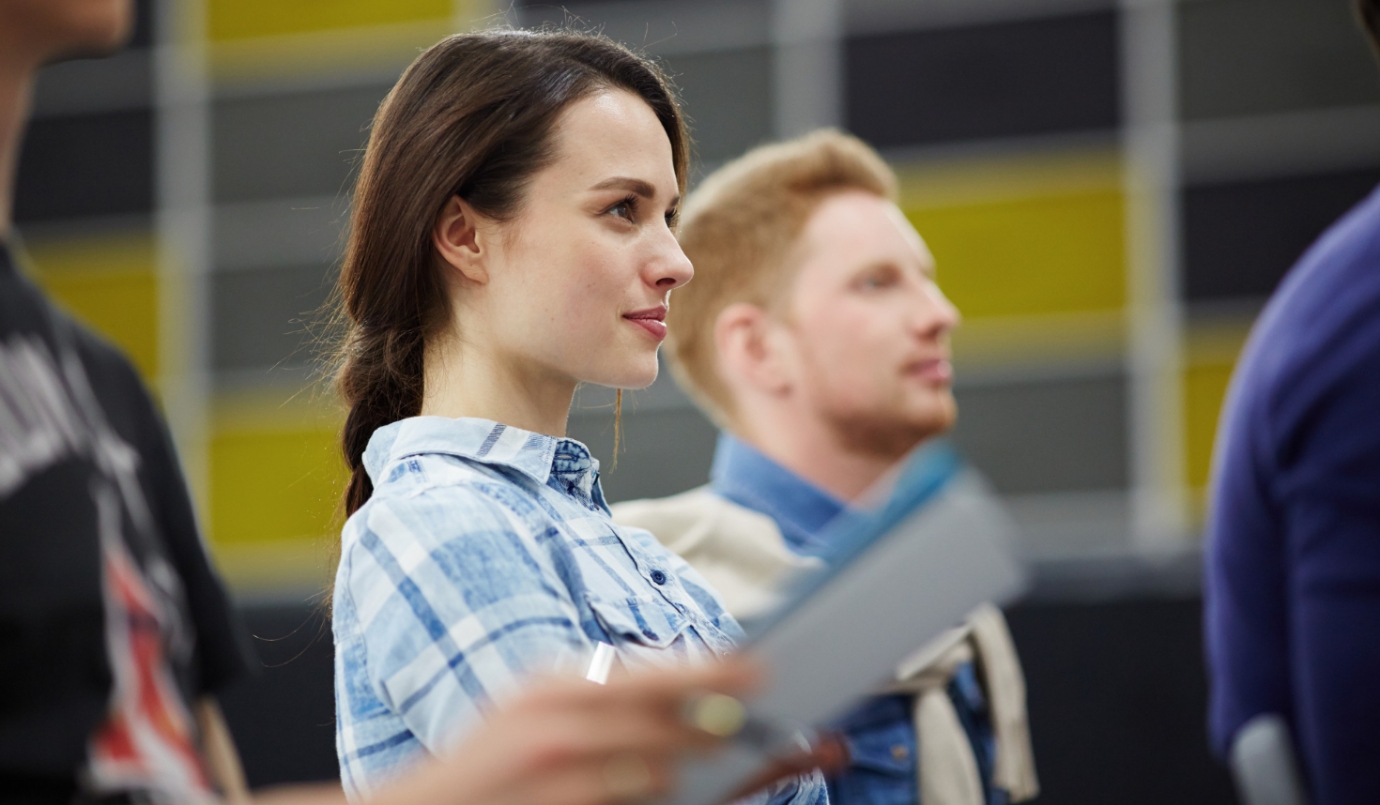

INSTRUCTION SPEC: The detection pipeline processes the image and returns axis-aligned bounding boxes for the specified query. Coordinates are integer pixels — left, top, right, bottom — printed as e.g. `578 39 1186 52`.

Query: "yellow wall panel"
899 151 1126 322
209 422 346 547
207 0 453 42
1183 361 1234 491
25 235 159 380
906 189 1126 320
1182 321 1252 503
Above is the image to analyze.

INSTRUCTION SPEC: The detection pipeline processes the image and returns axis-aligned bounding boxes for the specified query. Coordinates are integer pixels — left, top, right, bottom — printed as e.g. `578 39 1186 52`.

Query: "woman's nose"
651 236 694 290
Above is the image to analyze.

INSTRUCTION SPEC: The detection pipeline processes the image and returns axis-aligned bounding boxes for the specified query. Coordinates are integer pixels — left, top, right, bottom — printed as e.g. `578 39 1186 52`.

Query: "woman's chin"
584 362 659 391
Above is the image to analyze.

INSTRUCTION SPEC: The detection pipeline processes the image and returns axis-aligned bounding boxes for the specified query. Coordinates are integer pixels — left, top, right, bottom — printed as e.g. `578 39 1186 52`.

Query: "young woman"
328 29 830 804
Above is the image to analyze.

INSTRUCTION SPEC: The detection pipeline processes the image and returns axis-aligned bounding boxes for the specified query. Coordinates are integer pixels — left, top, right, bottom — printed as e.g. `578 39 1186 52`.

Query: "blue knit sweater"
1205 182 1380 805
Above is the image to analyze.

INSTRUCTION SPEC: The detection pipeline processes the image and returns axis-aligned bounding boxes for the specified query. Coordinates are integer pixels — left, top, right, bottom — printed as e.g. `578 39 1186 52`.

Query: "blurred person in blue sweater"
1204 2 1380 803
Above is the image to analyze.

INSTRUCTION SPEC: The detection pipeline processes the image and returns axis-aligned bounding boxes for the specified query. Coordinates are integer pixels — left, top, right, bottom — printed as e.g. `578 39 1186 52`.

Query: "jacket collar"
364 416 601 498
709 432 845 556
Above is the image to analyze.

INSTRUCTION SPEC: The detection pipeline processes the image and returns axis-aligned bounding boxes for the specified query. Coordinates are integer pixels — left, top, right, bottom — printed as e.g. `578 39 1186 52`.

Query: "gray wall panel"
1182 167 1380 301
1179 0 1380 121
574 372 1130 503
951 373 1129 494
568 406 719 503
845 11 1119 148
212 85 388 203
212 264 336 372
663 48 774 167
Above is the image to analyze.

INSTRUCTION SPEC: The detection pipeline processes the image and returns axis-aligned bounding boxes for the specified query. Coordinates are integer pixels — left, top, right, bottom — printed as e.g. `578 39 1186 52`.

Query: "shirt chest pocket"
586 594 691 659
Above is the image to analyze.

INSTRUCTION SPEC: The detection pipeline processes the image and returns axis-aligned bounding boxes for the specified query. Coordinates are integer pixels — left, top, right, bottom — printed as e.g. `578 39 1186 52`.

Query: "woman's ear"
715 302 793 397
433 196 490 284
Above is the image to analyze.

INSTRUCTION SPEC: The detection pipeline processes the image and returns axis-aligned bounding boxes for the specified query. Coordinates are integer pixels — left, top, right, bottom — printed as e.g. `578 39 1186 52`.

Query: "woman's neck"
420 334 576 438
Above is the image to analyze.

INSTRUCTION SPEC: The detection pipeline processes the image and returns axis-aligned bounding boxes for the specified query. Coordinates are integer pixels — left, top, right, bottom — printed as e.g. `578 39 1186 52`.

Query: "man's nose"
914 281 960 336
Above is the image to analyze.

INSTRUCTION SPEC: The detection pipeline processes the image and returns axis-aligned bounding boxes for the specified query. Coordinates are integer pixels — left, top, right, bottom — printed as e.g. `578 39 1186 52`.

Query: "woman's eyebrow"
590 176 657 198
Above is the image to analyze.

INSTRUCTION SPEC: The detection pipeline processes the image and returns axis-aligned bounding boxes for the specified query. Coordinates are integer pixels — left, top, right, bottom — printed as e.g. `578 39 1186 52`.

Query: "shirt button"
891 744 910 761
650 570 667 585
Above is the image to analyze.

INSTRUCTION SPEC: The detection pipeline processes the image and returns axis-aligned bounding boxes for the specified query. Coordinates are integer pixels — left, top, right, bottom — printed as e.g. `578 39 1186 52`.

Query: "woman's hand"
393 658 765 805
248 657 845 805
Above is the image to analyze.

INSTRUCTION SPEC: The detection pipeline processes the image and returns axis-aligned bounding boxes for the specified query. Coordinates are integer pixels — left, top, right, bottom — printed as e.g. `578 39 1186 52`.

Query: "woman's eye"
665 208 679 227
607 197 637 221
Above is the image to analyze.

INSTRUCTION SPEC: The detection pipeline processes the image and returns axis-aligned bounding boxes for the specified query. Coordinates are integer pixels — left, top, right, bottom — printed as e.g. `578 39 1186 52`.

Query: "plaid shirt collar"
364 416 601 499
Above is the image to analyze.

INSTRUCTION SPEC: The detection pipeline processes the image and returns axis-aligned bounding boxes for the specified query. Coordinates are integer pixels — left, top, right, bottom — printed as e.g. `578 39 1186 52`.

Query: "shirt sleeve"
79 323 255 698
1274 335 1380 805
340 484 589 753
130 375 256 695
1204 383 1292 758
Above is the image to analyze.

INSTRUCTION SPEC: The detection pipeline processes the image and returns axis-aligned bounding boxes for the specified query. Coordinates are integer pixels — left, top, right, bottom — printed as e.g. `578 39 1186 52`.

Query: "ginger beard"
790 317 957 462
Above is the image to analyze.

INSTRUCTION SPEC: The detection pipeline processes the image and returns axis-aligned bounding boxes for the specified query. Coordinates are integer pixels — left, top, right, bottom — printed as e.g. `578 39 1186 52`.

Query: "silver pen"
585 642 618 684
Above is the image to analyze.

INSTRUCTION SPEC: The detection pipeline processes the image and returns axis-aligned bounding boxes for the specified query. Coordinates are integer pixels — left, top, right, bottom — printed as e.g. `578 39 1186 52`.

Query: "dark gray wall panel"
33 51 153 118
212 264 337 372
1179 0 1380 121
15 108 153 222
951 373 1129 494
845 11 1119 148
130 0 154 49
1182 168 1380 302
212 85 388 203
568 406 719 503
664 48 774 167
1007 599 1237 805
219 605 338 786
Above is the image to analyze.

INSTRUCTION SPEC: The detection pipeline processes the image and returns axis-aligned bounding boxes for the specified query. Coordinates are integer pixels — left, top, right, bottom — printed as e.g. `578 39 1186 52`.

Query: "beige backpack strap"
968 603 1040 802
915 684 985 805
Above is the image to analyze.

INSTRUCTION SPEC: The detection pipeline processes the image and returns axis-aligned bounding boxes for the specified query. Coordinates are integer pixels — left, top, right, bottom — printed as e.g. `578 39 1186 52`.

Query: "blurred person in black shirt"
0 2 805 804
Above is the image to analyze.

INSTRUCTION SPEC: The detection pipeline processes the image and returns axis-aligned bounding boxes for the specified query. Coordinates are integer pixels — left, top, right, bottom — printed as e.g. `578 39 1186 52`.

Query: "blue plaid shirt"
332 417 829 804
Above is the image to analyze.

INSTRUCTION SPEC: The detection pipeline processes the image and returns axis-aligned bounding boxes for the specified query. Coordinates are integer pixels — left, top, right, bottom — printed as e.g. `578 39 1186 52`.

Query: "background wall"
13 0 1380 800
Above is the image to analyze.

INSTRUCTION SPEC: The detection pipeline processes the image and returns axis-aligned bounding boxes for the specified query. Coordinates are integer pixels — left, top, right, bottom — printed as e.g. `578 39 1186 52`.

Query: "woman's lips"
624 307 668 341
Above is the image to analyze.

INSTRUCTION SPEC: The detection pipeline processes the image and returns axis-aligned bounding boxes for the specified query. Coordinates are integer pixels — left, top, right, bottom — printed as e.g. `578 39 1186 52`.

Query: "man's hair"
1360 0 1380 55
666 129 897 426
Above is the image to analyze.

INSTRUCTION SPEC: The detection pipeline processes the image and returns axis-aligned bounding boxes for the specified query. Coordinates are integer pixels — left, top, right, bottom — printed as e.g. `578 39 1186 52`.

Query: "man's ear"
433 196 490 284
715 302 793 396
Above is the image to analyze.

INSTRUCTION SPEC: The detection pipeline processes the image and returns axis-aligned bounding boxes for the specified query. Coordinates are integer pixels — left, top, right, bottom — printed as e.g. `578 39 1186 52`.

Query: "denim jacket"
708 434 1003 805
332 417 828 804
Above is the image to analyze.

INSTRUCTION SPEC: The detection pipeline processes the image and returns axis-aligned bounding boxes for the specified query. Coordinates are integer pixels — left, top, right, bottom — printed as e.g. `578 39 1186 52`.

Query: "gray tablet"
669 443 1028 805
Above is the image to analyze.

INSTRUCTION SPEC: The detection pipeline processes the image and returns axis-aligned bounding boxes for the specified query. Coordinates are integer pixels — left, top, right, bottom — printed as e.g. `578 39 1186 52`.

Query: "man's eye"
860 273 895 289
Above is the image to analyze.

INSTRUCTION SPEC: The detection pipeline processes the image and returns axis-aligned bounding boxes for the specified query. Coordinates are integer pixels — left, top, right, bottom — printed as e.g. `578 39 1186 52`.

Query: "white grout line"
1119 0 1189 550
154 0 215 520
771 0 843 138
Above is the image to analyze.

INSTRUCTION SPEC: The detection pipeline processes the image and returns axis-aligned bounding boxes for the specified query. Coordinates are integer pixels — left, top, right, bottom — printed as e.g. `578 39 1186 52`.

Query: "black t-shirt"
0 242 253 801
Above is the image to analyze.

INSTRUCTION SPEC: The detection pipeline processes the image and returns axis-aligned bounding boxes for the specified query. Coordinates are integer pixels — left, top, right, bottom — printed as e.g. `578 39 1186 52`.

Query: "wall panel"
846 11 1119 148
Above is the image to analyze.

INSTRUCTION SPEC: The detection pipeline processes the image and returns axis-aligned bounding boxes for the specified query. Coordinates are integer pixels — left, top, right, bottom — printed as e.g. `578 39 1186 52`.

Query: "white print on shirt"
0 333 209 800
0 335 91 498
0 334 147 528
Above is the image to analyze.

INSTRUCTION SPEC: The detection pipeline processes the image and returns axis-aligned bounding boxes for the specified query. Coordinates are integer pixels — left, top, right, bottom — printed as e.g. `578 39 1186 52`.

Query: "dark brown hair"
333 29 688 516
